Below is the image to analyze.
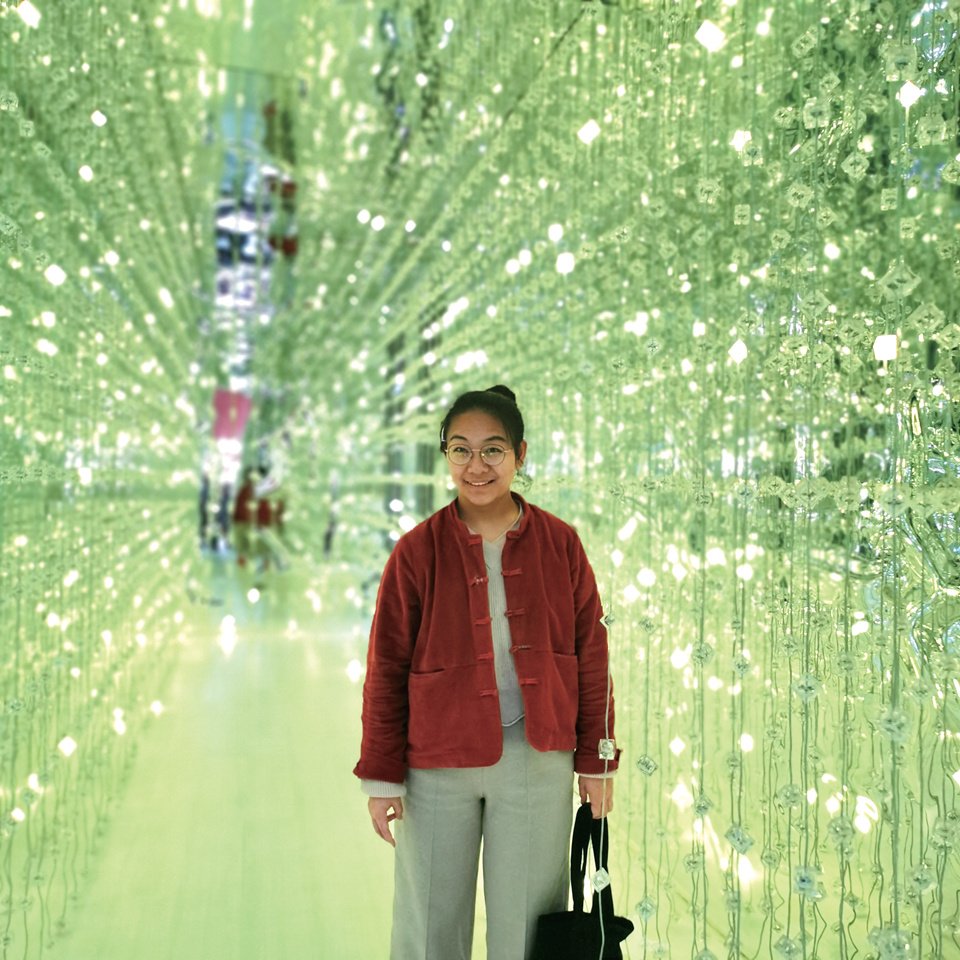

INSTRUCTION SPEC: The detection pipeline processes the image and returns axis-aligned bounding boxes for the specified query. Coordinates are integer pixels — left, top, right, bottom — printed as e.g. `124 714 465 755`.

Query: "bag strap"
569 803 617 918
570 803 593 913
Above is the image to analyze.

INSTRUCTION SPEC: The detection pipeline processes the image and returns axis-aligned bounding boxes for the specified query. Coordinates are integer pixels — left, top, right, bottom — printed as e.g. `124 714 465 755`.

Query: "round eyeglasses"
444 444 510 466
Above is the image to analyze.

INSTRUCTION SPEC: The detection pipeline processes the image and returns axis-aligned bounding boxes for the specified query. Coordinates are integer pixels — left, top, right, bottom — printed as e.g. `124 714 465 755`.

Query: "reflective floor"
42 557 489 960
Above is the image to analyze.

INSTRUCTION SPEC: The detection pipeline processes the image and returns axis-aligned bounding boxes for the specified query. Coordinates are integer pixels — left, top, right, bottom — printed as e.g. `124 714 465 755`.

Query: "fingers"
375 820 396 846
579 778 615 818
598 780 614 818
588 798 606 819
372 811 395 846
368 797 403 847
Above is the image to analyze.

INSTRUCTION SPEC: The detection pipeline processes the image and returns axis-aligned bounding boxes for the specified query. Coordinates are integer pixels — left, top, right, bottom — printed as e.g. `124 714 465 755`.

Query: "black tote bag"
530 803 634 960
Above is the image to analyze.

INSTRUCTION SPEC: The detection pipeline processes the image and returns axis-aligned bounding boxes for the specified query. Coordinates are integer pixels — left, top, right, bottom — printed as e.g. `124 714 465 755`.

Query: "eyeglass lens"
447 446 507 465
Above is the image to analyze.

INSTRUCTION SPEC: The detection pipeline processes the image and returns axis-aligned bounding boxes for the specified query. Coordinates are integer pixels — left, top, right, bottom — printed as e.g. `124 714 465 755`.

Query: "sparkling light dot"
696 20 726 52
16 1 42 28
44 265 67 286
873 334 898 362
577 119 602 145
897 81 924 110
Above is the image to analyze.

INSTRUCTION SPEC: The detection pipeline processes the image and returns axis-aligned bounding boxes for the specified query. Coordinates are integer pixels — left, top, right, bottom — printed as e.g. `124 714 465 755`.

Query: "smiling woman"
440 387 527 535
355 384 619 960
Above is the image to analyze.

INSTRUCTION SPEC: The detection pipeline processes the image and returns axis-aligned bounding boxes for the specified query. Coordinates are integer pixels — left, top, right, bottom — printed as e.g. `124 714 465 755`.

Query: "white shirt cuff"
361 779 407 798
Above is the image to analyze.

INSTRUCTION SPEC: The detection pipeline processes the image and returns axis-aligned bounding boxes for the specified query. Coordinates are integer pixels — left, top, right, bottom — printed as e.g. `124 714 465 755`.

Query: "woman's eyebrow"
448 434 509 443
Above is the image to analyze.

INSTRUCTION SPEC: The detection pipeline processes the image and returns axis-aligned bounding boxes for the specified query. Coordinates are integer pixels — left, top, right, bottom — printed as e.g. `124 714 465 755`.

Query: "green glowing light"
2 0 959 957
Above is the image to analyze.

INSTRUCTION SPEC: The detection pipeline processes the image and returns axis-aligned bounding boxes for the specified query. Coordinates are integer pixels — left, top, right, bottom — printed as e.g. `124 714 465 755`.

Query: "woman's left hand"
578 776 614 818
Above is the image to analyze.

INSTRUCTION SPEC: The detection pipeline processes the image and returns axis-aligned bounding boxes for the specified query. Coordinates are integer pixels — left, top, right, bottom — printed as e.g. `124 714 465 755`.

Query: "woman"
354 385 619 960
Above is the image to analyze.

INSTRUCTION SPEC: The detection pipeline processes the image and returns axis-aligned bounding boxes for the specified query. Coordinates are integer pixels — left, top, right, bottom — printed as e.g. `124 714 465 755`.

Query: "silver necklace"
484 504 522 544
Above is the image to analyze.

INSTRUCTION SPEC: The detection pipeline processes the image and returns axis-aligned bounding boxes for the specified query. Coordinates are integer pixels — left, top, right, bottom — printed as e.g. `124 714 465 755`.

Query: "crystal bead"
791 28 817 57
774 936 802 960
877 708 910 743
883 43 916 81
696 177 721 205
802 97 830 129
930 817 956 850
693 794 713 818
791 674 821 702
828 816 855 846
868 927 912 960
598 739 616 760
636 896 656 921
878 261 921 300
636 755 658 776
591 868 610 892
760 848 781 869
691 642 715 666
942 158 960 185
776 784 803 808
880 187 899 211
908 302 945 330
785 181 814 208
725 824 754 855
793 865 825 901
909 864 934 893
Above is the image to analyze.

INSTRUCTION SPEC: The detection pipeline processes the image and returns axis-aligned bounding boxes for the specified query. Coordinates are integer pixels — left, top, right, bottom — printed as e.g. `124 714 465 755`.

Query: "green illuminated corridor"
2 1 958 959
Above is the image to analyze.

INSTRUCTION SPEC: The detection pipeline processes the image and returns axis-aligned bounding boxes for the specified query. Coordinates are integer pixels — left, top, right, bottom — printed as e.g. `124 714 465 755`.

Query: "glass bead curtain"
2 1 958 958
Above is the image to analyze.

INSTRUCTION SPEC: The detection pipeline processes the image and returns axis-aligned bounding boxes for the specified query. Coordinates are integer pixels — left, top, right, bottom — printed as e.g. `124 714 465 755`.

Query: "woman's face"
445 410 526 511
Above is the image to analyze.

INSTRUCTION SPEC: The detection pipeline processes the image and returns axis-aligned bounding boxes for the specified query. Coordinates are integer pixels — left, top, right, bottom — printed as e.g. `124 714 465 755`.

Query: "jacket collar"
444 492 530 545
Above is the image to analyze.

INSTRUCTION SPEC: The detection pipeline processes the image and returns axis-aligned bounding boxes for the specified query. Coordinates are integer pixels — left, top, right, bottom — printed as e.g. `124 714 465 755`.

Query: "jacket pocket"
407 666 486 759
520 651 579 737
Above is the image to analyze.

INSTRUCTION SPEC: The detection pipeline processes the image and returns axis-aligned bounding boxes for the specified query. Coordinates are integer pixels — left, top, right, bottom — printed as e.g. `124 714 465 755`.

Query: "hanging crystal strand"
0 0 22 887
876 13 913 954
687 206 713 960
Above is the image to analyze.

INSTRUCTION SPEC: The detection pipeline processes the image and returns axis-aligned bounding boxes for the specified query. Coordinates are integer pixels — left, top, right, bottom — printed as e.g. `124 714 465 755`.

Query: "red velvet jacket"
353 494 619 784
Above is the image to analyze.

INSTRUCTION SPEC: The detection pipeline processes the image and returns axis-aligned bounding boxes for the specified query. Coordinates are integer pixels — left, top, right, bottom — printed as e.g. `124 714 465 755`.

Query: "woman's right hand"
368 796 404 847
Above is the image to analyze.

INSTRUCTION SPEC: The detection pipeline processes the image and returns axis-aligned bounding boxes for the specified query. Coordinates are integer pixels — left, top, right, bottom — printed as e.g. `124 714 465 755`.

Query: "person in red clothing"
251 467 290 575
231 467 256 566
255 487 272 528
254 467 274 573
354 385 619 960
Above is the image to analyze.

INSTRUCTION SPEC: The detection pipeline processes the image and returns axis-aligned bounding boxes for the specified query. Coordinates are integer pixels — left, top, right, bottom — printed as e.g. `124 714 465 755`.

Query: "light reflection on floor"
42 557 425 960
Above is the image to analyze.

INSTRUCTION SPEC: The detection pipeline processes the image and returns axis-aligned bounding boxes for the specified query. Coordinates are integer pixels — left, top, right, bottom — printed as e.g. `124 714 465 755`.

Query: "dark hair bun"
486 384 517 404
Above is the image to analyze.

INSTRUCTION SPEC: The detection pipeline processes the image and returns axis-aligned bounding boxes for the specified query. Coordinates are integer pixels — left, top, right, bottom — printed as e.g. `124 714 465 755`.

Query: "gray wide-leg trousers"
390 722 575 960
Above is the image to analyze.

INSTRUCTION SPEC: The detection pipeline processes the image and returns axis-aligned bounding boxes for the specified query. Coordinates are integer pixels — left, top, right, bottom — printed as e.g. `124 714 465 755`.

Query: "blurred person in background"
232 466 256 567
